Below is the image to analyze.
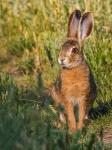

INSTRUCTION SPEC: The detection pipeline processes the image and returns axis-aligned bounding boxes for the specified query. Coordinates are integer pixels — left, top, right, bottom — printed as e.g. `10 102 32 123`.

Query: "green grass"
0 0 112 149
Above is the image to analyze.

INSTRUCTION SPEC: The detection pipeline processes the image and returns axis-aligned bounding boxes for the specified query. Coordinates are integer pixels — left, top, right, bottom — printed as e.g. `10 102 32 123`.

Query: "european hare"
51 9 97 132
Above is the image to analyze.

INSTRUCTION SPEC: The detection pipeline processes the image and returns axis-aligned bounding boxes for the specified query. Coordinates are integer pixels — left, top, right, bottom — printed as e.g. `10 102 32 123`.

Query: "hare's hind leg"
50 85 61 105
64 102 76 132
59 112 66 123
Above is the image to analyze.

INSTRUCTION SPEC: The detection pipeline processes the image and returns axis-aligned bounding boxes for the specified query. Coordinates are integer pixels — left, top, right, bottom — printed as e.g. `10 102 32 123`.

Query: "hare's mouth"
59 59 82 69
59 61 72 68
62 63 72 68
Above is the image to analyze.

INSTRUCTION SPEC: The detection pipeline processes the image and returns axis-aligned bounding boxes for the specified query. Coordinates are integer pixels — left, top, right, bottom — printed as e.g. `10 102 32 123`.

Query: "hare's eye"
72 48 79 53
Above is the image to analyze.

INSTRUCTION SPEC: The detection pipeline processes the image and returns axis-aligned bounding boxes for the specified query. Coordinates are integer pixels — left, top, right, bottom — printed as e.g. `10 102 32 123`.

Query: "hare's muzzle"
58 57 69 66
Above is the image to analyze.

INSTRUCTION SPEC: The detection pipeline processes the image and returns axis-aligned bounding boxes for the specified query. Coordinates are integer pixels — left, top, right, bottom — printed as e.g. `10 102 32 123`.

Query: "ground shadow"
89 100 112 120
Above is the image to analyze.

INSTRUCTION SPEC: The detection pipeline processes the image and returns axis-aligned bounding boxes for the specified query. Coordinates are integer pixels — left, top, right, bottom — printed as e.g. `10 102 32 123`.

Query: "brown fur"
50 9 97 132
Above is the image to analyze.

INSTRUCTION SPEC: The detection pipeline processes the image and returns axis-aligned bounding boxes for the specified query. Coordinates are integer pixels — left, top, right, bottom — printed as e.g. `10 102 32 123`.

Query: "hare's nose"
60 59 65 63
58 57 67 65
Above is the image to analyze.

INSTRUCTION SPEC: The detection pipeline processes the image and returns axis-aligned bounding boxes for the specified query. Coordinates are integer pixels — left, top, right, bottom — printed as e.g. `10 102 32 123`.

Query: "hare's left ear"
79 12 94 43
67 9 81 39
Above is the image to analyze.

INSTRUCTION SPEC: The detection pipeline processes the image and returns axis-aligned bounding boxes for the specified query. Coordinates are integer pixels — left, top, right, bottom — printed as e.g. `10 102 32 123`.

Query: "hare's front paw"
77 122 83 130
70 125 77 132
68 122 77 132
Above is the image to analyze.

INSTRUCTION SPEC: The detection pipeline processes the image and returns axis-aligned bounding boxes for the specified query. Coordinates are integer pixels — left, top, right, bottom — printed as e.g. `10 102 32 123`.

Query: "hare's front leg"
64 102 76 132
77 100 88 130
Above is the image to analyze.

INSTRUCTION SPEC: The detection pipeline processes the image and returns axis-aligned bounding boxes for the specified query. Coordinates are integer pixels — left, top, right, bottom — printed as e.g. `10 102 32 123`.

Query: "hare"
51 9 97 132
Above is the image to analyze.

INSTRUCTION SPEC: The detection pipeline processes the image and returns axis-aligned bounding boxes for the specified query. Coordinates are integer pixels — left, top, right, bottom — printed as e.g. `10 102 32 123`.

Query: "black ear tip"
74 9 81 19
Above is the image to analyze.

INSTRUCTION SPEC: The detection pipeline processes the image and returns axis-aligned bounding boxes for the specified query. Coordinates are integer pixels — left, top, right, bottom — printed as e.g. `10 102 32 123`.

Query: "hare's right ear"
79 12 94 43
67 9 81 39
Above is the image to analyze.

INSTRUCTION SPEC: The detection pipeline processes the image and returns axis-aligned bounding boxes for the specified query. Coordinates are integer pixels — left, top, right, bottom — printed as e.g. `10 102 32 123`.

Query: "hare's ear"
68 9 81 39
79 12 94 43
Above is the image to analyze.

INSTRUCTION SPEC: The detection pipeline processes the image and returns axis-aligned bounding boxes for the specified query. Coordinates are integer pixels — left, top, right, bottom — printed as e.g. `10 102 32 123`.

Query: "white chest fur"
65 95 85 106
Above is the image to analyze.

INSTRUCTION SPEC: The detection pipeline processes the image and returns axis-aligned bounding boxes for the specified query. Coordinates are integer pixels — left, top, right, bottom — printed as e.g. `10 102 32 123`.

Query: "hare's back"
89 71 97 102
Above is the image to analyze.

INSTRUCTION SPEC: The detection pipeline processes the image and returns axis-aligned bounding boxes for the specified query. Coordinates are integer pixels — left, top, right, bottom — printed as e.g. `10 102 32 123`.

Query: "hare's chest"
61 69 84 90
60 68 89 101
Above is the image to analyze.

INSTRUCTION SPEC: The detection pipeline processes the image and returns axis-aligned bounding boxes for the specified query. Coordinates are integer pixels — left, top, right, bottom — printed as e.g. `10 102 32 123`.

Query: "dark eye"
72 47 79 53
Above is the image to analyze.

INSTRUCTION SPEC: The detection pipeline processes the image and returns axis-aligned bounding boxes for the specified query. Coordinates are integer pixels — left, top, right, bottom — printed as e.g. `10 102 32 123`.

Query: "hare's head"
58 9 94 68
